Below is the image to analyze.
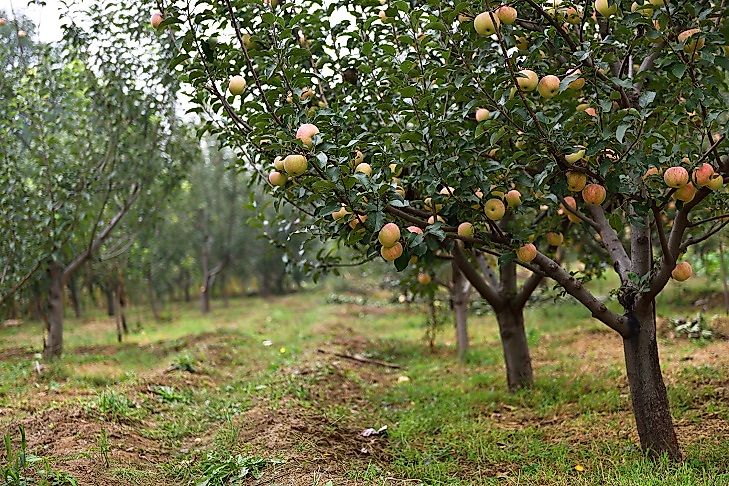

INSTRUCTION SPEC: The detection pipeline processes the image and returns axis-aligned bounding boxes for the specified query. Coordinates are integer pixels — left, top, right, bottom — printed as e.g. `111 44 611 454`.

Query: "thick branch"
588 204 631 282
452 243 503 309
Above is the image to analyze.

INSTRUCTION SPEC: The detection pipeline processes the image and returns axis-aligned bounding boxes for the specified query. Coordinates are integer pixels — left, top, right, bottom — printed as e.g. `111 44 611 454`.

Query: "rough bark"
495 306 533 391
623 302 681 460
43 261 64 360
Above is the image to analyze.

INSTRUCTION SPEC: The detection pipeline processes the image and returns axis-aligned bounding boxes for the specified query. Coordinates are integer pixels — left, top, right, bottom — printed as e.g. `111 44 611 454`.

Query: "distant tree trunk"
104 284 115 316
147 268 162 321
623 301 681 460
116 272 128 335
220 272 229 307
43 261 65 360
720 241 729 315
68 275 81 318
200 241 212 313
450 261 471 362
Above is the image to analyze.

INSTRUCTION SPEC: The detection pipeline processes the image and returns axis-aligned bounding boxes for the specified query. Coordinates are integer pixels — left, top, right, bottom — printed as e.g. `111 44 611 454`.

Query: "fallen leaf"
574 464 585 472
262 340 272 347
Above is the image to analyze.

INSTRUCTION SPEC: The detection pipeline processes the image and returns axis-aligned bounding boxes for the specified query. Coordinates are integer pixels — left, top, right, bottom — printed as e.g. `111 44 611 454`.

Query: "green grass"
0 279 727 485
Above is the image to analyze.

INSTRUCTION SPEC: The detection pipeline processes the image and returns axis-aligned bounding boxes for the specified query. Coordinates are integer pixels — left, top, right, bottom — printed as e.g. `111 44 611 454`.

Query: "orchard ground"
0 276 728 485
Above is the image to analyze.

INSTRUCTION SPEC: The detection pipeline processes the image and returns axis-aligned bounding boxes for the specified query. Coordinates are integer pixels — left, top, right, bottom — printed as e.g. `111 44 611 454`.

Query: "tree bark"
623 302 681 460
104 284 115 316
451 261 471 361
495 306 533 391
43 261 64 360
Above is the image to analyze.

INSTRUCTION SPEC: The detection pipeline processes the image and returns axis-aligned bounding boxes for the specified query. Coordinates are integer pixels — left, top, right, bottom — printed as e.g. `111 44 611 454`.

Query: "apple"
706 174 723 191
283 154 308 176
295 123 320 147
546 232 564 246
228 75 247 96
476 108 491 122
505 189 522 208
495 5 517 24
150 11 164 29
678 29 704 53
424 197 443 212
671 261 692 282
0 18 7 26
17 30 26 38
567 69 585 90
582 183 607 205
458 13 471 23
692 163 715 187
407 225 424 234
417 273 432 285
300 88 315 100
378 10 388 22
566 171 587 192
380 242 403 262
516 243 538 263
484 198 506 221
516 69 539 91
594 0 618 17
564 7 581 24
674 182 696 202
395 185 405 197
355 163 372 176
663 166 689 188
515 36 529 51
378 223 401 248
474 12 500 35
457 222 474 237
642 166 661 179
427 215 445 224
268 171 287 186
439 186 455 197
354 150 365 165
242 33 253 49
349 214 368 229
561 196 580 223
273 156 285 171
538 75 561 98
332 206 349 221
565 149 585 163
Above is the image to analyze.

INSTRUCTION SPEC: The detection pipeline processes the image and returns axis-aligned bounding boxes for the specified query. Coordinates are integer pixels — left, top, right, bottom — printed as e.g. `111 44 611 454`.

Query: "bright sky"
0 0 65 42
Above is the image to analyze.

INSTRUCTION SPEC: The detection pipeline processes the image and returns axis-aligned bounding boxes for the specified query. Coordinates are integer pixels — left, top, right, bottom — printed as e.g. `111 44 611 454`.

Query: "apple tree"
155 0 728 459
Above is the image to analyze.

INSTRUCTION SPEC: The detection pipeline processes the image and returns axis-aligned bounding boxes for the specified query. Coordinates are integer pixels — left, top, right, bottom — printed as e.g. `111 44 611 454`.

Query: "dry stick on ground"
317 349 403 369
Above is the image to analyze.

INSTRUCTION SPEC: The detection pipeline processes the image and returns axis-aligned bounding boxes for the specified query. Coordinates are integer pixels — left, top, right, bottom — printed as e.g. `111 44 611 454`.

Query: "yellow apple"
476 108 491 122
582 183 607 205
283 154 308 176
474 12 500 36
538 75 561 98
378 223 401 248
295 123 320 147
546 232 564 246
457 222 474 237
516 243 538 263
484 198 506 221
381 242 403 262
268 171 287 186
663 166 689 188
495 5 517 24
566 171 588 192
355 163 372 176
228 75 247 96
516 69 539 91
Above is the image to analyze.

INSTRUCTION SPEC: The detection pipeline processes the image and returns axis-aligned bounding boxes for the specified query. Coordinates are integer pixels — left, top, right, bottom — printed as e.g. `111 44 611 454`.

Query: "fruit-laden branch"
452 243 504 309
588 204 631 282
62 183 141 283
532 252 629 336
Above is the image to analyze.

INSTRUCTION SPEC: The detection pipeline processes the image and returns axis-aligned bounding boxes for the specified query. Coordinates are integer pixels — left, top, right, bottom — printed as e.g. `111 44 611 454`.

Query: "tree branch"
452 242 504 309
588 204 631 282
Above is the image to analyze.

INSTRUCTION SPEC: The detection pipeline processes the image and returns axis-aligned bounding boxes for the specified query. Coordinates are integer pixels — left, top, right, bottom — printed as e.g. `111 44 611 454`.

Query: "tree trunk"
68 276 81 318
200 282 211 314
116 278 128 337
623 303 681 460
104 285 115 316
43 262 64 360
451 261 470 361
220 272 229 307
495 306 533 391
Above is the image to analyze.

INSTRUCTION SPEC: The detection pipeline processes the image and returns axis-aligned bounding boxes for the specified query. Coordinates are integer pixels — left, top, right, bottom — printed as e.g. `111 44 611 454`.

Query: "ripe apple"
495 5 517 24
484 198 506 221
546 232 564 246
349 214 368 229
457 222 474 238
354 150 365 165
378 223 401 248
663 166 689 188
505 189 522 208
564 7 581 24
439 186 455 197
228 75 247 96
516 243 538 263
538 75 561 98
417 273 432 285
474 12 500 35
706 174 723 191
17 30 26 38
594 0 618 17
378 10 388 22
0 18 6 26
150 11 163 29
476 108 491 122
300 88 315 100
674 182 696 202
295 123 320 147
355 163 372 176
566 171 588 192
582 183 607 205
332 206 349 221
561 196 581 223
283 154 308 176
567 69 585 90
516 70 539 91
678 29 704 53
457 13 471 23
692 163 715 187
380 242 403 262
407 225 424 234
427 215 445 225
671 261 692 282
273 156 285 171
268 171 287 186
424 197 443 212
565 149 585 163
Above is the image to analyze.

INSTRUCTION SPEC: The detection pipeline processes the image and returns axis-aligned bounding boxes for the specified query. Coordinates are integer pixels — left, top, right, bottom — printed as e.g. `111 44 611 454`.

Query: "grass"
0 278 727 485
